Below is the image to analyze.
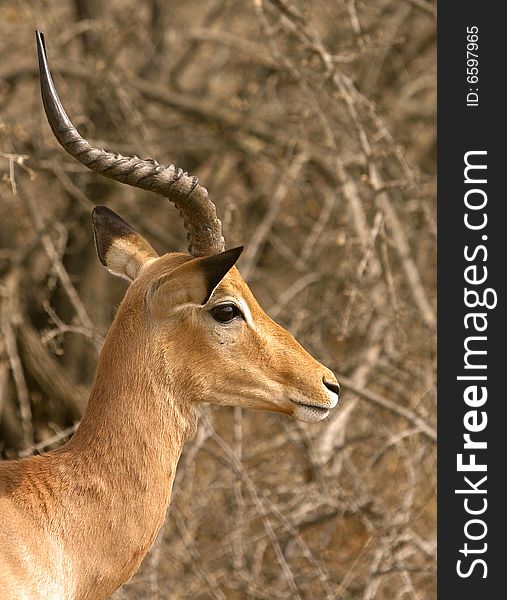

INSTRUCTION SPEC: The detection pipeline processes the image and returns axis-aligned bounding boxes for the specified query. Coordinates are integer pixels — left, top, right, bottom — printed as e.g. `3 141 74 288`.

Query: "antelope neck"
52 311 196 596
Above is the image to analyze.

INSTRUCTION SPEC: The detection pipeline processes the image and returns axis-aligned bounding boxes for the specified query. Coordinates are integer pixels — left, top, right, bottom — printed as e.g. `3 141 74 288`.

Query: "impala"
0 32 340 599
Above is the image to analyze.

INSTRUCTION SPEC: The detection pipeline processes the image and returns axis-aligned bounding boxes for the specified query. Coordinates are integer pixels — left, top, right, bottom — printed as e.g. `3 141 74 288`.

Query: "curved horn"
35 31 225 257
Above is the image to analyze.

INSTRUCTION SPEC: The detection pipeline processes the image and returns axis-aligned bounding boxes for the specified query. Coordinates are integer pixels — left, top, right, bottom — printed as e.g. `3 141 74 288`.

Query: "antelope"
0 32 340 599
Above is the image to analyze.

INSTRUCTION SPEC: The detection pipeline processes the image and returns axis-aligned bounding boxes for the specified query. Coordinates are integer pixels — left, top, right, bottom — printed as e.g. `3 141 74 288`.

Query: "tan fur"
105 235 157 281
0 227 339 599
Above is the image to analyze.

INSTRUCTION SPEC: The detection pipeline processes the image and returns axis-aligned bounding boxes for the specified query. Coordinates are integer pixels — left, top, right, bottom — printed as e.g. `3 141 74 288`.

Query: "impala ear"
92 206 158 282
147 247 243 318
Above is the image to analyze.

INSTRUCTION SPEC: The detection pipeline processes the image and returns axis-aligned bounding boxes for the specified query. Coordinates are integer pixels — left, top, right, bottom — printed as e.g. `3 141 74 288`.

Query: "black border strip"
438 3 504 596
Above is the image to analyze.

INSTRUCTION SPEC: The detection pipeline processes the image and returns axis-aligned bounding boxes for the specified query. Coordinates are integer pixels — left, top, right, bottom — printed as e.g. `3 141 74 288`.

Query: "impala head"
36 31 340 423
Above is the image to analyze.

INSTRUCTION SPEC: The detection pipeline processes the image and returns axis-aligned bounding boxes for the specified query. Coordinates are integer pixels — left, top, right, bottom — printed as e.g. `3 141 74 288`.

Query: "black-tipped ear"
92 206 136 267
198 246 243 304
147 247 243 319
92 206 158 281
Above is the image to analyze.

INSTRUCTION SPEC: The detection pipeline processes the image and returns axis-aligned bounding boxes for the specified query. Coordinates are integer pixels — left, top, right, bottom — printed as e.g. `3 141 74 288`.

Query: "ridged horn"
35 30 225 257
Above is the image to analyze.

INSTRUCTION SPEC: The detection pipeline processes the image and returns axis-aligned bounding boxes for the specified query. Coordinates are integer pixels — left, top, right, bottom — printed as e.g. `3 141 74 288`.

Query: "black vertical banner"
438 3 505 598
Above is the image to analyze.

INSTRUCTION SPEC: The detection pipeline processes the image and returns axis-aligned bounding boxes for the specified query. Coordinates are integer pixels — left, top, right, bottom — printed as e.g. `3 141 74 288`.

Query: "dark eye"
210 303 242 323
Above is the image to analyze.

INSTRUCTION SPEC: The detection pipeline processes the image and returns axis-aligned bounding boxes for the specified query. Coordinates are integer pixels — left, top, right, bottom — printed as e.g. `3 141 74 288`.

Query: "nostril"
323 378 340 397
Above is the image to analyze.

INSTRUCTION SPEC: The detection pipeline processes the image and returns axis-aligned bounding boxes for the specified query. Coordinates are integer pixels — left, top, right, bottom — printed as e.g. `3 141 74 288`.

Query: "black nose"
323 378 340 397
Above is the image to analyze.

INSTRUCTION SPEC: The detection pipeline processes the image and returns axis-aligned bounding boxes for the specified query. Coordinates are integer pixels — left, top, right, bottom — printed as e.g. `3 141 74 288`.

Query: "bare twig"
1 271 33 446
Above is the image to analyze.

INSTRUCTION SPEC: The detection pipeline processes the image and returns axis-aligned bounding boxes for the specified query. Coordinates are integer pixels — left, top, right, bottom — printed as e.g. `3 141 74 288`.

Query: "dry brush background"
0 1 436 598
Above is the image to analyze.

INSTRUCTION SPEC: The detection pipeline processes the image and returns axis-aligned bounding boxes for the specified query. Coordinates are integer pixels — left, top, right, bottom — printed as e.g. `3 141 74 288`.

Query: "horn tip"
35 30 45 49
35 30 48 66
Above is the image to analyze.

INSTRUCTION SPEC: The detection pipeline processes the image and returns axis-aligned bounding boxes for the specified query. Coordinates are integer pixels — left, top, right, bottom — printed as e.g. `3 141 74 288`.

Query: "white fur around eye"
205 294 254 329
237 298 254 328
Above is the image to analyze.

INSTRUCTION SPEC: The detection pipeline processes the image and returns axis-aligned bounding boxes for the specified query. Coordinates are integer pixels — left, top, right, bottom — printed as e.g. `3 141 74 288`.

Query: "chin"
292 404 331 423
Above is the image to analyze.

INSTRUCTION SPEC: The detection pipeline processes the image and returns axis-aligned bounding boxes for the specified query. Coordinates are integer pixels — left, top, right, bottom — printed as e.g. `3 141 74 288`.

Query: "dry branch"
0 2 436 597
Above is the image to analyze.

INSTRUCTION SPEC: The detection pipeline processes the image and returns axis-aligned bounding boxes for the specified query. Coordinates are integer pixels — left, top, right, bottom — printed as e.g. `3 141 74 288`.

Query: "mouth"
290 400 332 423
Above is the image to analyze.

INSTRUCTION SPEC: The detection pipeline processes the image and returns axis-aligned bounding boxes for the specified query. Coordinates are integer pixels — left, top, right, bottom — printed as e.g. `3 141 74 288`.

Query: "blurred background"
0 1 436 598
